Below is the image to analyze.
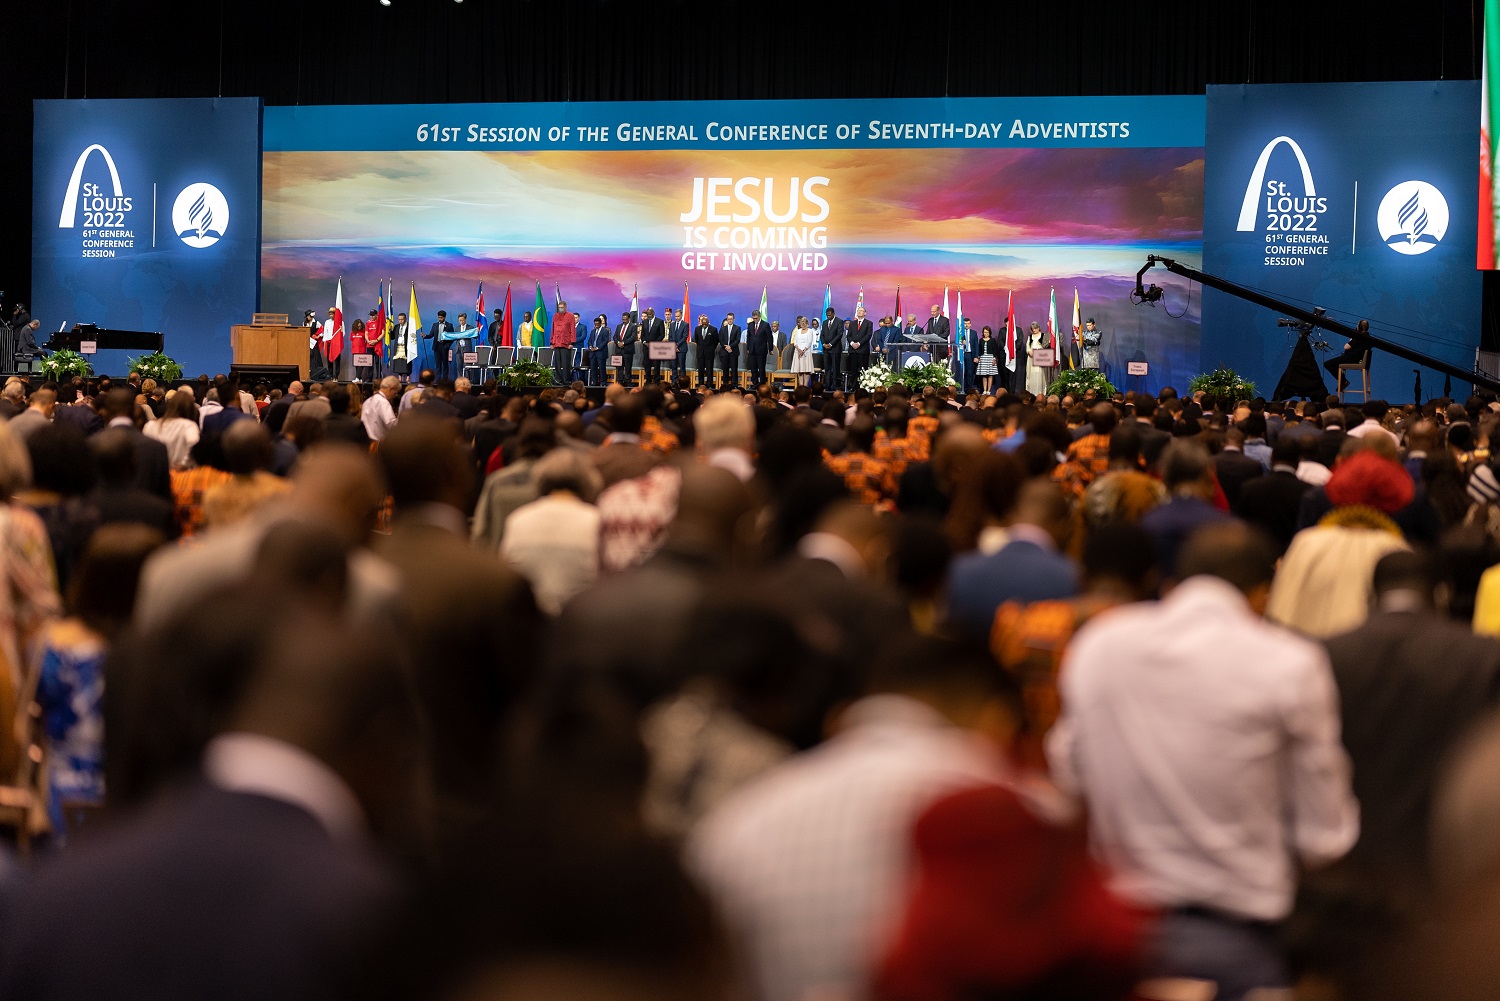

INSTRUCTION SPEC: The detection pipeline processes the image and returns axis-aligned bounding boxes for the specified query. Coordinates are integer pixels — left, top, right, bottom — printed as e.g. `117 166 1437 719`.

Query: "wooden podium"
231 323 308 379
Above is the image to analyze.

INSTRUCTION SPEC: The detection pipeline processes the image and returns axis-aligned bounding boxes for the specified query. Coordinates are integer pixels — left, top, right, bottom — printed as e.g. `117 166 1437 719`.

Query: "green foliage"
502 358 555 389
38 349 93 380
1047 368 1116 398
1189 367 1256 401
125 351 183 383
896 361 958 392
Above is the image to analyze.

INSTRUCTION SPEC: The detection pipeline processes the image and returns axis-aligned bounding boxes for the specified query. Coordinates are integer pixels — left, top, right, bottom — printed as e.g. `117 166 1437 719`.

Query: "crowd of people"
2 363 1500 1001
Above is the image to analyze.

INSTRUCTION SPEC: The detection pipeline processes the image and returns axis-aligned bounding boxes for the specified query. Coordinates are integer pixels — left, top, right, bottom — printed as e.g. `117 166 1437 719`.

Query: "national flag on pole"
532 282 550 345
954 288 965 369
1004 289 1017 372
758 285 769 321
683 281 690 325
373 281 387 358
410 281 430 371
894 285 902 327
630 283 639 320
855 285 864 314
941 286 951 358
500 282 513 347
1070 287 1082 370
328 277 346 363
475 281 486 347
823 283 832 320
1047 287 1058 357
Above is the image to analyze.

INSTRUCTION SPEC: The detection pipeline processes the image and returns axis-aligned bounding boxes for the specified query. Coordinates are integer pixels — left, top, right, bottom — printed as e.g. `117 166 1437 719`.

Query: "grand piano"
45 324 164 354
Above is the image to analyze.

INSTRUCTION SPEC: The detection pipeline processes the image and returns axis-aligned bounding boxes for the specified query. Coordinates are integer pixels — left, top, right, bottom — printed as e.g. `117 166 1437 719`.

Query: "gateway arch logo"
58 144 124 227
1236 135 1317 231
1377 181 1448 255
171 183 230 249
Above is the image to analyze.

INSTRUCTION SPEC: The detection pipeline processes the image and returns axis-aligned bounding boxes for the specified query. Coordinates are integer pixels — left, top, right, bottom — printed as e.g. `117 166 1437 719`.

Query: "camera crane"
1134 254 1500 397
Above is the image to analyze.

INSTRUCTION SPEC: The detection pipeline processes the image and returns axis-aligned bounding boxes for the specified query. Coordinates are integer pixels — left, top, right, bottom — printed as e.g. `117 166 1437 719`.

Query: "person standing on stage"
925 303 951 363
1026 321 1051 396
975 325 1000 395
612 311 638 386
450 312 479 382
350 317 371 383
745 309 773 387
588 314 610 386
845 305 873 389
518 311 536 351
389 311 414 382
552 301 578 385
311 308 337 381
426 310 454 382
821 308 845 390
1080 317 1104 371
718 312 742 390
695 313 718 388
874 315 897 368
670 309 689 385
640 307 668 384
790 316 816 386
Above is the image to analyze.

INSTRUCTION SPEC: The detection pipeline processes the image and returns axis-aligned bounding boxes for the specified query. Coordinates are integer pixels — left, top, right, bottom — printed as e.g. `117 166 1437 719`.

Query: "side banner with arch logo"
32 98 262 376
1202 82 1480 403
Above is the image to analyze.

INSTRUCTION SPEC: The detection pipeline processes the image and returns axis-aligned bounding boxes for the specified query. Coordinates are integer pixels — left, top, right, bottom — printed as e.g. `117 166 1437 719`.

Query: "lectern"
231 314 308 379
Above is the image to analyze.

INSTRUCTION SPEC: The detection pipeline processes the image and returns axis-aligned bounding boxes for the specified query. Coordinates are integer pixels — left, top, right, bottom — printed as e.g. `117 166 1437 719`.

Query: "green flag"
533 281 550 346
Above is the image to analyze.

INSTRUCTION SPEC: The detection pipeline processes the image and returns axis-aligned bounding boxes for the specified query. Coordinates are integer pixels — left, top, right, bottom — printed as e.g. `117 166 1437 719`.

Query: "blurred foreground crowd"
2 368 1500 1001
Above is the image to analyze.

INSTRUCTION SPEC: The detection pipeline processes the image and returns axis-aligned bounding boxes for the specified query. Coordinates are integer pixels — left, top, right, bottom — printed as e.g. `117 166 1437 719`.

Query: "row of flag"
315 277 1092 372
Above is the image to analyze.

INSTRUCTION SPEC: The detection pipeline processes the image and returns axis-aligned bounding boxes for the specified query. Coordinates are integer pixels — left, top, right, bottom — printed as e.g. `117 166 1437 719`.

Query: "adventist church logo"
171 182 230 249
1377 181 1448 255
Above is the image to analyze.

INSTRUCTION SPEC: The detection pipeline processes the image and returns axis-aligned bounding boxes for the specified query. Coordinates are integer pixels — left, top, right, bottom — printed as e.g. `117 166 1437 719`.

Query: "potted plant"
126 351 183 383
502 358 555 390
1189 367 1256 401
898 361 959 392
1047 368 1116 399
38 349 93 381
857 360 897 392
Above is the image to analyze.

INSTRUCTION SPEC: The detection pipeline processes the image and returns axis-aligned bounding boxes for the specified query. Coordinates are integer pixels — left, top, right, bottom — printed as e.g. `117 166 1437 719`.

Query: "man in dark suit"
487 307 506 350
590 394 664 487
670 308 690 386
98 388 171 500
0 609 413 1001
1234 436 1310 554
718 312 742 390
925 304 951 362
1325 551 1500 887
694 313 718 388
820 308 845 391
88 428 178 538
586 314 610 387
450 378 481 420
426 310 455 382
945 479 1077 638
1131 397 1172 469
612 311 638 387
1213 427 1265 509
640 307 668 384
844 306 873 391
745 309 774 387
1316 409 1351 469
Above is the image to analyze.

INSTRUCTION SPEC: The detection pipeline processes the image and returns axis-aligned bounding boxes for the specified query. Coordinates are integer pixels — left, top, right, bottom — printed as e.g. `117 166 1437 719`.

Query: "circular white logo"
171 183 230 248
1376 180 1448 255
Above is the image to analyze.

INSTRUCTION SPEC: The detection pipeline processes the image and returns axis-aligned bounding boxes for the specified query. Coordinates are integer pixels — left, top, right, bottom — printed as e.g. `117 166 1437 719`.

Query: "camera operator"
1323 318 1370 391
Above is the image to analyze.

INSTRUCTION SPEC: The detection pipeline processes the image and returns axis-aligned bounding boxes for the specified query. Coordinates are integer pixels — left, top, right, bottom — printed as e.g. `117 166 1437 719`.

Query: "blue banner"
1202 82 1481 402
264 95 1205 152
32 98 262 378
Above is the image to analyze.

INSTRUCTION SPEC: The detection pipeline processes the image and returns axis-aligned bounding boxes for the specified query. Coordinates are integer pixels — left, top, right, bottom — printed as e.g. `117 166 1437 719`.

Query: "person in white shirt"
361 376 401 443
688 635 1015 1001
1345 400 1401 448
498 449 602 615
1048 520 1357 1000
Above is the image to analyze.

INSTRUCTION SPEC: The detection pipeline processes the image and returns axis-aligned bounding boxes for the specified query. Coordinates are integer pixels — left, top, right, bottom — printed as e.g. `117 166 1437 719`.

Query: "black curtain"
4 0 1494 343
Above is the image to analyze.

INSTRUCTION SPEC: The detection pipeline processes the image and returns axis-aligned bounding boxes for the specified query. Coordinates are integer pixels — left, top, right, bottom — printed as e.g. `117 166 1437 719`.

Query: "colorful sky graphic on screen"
262 147 1204 387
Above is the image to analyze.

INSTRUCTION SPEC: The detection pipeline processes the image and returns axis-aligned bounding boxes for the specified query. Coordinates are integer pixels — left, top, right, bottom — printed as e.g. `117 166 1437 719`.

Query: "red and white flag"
327 277 346 362
1005 290 1017 372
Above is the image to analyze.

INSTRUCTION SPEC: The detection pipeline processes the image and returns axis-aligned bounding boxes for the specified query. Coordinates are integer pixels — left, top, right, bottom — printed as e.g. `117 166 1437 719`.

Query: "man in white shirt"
689 636 1015 1001
1048 521 1357 999
1345 400 1400 448
361 376 401 442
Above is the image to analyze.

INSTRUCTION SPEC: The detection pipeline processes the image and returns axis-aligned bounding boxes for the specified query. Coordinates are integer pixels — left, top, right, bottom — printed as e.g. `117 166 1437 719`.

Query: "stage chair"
513 346 533 364
1337 349 1372 403
464 345 492 383
535 347 553 370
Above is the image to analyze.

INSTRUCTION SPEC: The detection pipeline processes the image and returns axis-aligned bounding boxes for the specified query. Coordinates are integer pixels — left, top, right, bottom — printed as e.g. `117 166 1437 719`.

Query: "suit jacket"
1234 468 1309 552
821 318 845 352
641 317 668 343
450 391 482 420
1325 610 1500 881
1139 496 1233 577
115 424 173 500
90 483 178 539
425 320 453 342
718 323 742 352
1213 448 1264 509
0 782 395 1001
613 321 639 350
669 320 690 348
844 318 874 355
945 538 1078 638
591 440 664 488
1133 420 1172 468
925 315 951 343
1316 429 1349 469
54 405 103 438
745 320 773 356
695 323 718 352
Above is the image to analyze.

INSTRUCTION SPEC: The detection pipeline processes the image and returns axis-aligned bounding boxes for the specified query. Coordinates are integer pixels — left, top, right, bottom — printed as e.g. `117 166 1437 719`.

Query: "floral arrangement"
1047 368 1116 399
857 360 896 392
38 349 93 380
857 359 958 393
1189 367 1256 401
501 358 555 389
125 351 183 383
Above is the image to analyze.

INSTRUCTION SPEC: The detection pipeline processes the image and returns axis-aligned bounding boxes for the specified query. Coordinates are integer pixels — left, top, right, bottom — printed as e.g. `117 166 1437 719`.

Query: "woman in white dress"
790 316 815 385
1025 321 1051 397
144 389 201 470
